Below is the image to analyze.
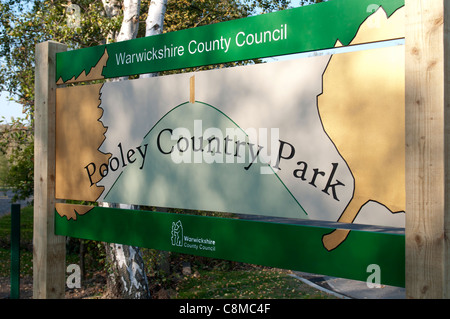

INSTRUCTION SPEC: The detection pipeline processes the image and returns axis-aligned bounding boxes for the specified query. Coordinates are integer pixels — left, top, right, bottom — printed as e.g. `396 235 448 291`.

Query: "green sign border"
56 0 404 83
55 205 405 287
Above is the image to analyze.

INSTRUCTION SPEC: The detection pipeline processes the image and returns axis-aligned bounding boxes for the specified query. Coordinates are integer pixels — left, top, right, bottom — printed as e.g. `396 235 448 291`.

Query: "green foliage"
0 0 120 115
0 150 9 188
0 0 121 199
0 123 33 202
164 0 248 32
297 0 326 6
0 205 33 248
242 0 291 14
0 205 33 277
0 247 33 277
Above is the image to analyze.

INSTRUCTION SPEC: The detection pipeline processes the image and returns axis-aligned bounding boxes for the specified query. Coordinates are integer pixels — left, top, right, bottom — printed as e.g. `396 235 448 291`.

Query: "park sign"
49 0 407 288
55 0 404 83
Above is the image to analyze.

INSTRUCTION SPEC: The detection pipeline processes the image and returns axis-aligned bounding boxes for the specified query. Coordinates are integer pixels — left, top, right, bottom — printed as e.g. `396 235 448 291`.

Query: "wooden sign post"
405 0 450 298
33 41 67 298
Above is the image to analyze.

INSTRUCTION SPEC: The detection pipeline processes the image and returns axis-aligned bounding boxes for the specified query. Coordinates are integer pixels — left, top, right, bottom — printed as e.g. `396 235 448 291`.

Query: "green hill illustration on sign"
103 101 307 219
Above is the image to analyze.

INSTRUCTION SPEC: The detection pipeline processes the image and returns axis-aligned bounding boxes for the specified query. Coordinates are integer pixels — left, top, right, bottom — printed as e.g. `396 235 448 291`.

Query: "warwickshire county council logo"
171 220 183 247
170 219 217 252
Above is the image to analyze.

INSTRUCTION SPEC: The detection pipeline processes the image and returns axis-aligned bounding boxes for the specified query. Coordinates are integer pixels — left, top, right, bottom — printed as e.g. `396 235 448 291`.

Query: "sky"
0 94 24 124
0 0 307 124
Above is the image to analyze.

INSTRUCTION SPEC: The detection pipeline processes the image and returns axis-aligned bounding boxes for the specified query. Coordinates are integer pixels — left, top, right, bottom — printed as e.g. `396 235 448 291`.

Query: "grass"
0 205 34 244
175 267 335 299
0 206 338 299
0 206 81 278
0 206 34 278
0 247 33 277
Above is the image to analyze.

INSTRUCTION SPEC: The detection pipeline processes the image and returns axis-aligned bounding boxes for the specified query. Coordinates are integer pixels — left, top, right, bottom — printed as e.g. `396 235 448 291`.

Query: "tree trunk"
101 203 151 299
105 241 150 299
140 0 167 79
100 0 151 299
145 0 167 37
116 0 141 42
99 0 169 299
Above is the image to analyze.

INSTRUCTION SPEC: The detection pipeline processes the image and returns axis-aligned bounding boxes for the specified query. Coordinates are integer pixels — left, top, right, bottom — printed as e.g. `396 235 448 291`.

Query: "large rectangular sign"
53 2 406 286
55 0 404 83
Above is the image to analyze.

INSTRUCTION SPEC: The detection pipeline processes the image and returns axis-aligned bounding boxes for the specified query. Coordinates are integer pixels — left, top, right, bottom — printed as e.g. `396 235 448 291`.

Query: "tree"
101 0 164 299
0 122 33 202
1 0 293 298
